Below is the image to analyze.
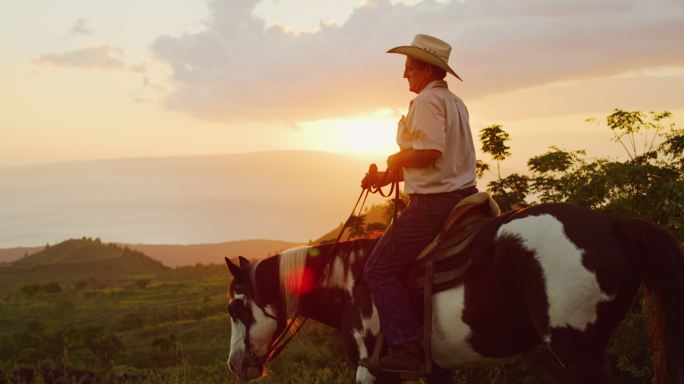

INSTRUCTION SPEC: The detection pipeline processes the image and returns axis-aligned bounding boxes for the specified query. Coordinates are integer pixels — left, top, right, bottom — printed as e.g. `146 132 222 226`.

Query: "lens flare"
283 267 313 295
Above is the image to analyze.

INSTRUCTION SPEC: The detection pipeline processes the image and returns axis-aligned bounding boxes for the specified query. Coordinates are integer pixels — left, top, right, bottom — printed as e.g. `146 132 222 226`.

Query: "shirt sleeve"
408 95 446 154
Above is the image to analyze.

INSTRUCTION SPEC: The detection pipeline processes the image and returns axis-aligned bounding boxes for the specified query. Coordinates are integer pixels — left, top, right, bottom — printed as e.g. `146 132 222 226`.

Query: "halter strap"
263 315 307 362
245 256 308 364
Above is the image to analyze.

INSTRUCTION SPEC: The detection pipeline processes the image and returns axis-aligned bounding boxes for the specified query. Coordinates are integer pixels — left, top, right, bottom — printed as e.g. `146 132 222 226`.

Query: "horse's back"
496 203 632 294
432 203 638 368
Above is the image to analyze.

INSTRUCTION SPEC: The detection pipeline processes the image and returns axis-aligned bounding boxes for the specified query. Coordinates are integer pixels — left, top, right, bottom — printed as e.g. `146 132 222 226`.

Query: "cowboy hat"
387 34 462 81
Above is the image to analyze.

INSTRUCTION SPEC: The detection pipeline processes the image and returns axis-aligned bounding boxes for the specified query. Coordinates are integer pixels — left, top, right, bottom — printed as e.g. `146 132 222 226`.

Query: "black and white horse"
225 203 684 383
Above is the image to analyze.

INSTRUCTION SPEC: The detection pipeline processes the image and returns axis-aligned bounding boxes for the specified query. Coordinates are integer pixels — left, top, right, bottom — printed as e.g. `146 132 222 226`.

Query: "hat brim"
387 46 462 81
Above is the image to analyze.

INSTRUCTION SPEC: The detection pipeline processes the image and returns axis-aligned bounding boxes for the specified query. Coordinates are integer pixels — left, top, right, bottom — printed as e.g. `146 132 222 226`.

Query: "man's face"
403 57 432 94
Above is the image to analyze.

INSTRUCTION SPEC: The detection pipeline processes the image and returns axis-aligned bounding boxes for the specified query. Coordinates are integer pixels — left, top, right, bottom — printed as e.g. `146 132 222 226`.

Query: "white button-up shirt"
397 80 477 194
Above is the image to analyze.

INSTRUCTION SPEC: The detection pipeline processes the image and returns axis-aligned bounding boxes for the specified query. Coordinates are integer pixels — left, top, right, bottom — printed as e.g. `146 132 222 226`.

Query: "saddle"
366 192 501 379
413 191 500 291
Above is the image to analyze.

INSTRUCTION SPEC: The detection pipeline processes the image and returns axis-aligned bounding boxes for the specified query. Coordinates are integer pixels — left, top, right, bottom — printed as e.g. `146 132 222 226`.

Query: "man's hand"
361 171 385 189
362 163 377 189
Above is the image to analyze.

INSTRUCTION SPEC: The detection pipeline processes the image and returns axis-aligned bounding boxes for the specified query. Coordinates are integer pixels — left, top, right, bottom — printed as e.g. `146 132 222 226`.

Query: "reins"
257 164 403 365
367 163 398 198
262 311 307 362
328 164 402 260
366 164 402 253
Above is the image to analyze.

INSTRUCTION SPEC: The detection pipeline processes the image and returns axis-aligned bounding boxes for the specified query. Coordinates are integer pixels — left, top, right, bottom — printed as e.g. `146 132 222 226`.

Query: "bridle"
329 165 401 257
232 259 308 366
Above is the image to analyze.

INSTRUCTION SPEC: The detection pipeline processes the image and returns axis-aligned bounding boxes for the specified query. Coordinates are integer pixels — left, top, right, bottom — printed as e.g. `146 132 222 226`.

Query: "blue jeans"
363 187 477 345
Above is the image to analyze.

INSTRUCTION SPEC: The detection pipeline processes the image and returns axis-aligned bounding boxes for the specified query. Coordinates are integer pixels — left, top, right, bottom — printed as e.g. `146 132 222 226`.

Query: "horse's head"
224 256 284 381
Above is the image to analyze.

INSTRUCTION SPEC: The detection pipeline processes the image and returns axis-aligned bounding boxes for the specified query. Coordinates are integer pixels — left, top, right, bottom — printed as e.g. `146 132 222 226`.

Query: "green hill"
15 238 129 266
1 238 167 287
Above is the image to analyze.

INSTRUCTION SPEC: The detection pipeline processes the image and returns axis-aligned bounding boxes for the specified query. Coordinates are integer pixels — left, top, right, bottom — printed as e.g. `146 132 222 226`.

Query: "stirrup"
360 333 430 379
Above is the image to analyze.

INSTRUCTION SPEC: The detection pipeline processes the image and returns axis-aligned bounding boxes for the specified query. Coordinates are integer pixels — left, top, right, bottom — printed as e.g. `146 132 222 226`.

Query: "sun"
298 108 401 156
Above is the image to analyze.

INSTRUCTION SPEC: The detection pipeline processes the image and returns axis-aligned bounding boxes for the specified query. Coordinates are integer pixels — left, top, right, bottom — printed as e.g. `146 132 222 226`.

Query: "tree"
528 109 683 240
345 215 367 238
366 222 388 232
478 124 529 211
479 124 511 178
487 173 530 211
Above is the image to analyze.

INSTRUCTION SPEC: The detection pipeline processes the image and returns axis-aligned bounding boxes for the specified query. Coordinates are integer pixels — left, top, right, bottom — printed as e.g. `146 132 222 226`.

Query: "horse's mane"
277 239 379 316
279 246 310 317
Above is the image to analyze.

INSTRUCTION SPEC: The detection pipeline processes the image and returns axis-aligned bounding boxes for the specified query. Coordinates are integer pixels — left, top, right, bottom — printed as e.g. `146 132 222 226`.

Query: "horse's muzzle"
228 353 264 381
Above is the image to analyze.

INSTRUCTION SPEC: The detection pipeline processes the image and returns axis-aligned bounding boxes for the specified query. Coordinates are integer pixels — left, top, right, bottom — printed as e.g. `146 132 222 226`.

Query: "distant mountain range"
0 238 302 267
0 246 43 264
123 239 302 267
0 150 382 249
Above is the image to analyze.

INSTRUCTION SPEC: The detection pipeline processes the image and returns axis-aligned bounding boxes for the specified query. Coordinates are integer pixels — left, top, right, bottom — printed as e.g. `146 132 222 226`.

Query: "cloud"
151 0 684 123
33 46 126 70
69 18 92 36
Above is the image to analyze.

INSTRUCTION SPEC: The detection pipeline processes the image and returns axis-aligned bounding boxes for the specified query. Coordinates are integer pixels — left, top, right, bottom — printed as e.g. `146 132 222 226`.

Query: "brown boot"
379 340 425 379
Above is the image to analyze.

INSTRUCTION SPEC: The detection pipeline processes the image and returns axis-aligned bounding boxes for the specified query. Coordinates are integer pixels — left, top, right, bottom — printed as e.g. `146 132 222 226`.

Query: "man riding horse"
225 34 684 384
361 33 478 377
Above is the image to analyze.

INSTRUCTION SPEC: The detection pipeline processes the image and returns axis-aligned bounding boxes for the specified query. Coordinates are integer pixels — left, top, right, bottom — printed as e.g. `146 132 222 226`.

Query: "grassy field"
0 266 653 384
2 265 222 380
0 263 363 384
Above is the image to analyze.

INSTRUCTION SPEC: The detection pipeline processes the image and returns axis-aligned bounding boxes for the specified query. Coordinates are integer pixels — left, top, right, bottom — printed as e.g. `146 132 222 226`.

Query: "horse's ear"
225 257 243 277
238 256 250 268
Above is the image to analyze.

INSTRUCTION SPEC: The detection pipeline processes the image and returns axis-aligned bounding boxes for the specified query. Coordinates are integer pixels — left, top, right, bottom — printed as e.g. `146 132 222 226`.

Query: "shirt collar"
420 80 448 93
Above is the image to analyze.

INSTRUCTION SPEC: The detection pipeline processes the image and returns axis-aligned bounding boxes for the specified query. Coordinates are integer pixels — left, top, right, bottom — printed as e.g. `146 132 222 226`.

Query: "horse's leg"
552 355 607 384
354 370 400 384
548 330 609 384
354 366 400 384
374 374 401 384
426 363 453 384
547 272 640 384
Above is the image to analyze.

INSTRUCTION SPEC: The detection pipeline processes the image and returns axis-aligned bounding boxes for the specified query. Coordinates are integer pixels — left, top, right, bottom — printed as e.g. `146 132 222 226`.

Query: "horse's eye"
228 299 253 321
232 285 247 297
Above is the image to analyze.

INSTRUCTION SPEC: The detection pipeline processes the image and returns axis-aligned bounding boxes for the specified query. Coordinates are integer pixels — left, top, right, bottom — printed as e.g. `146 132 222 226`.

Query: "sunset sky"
2 0 683 171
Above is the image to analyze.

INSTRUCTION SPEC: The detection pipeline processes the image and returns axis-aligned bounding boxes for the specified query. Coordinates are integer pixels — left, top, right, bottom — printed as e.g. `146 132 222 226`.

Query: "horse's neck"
296 240 375 328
